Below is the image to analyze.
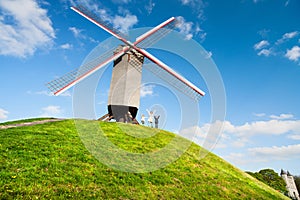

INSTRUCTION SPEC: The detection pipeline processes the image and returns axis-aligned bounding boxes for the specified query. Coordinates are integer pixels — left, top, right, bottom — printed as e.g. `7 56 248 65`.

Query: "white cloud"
59 91 72 97
253 113 266 117
185 34 193 40
41 105 62 117
68 26 98 43
28 90 71 97
258 29 270 38
0 108 9 120
189 116 300 148
282 31 298 39
180 121 226 149
68 2 138 35
254 31 300 62
231 118 300 140
180 0 204 7
199 32 207 42
285 46 300 61
180 0 191 5
249 144 300 160
98 101 106 105
60 43 73 50
223 144 300 169
270 113 293 120
176 16 195 40
277 31 299 44
257 49 271 57
140 85 155 97
254 40 269 50
179 0 206 19
69 27 83 38
285 0 290 6
232 119 299 136
145 0 155 15
227 119 300 136
195 24 201 33
112 14 138 33
231 138 249 148
200 49 212 59
111 0 131 3
288 134 300 140
0 0 55 58
205 51 212 59
35 90 53 96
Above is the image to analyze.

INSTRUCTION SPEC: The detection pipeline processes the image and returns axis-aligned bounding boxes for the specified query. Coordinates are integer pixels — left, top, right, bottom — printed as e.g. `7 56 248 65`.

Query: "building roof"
281 169 287 175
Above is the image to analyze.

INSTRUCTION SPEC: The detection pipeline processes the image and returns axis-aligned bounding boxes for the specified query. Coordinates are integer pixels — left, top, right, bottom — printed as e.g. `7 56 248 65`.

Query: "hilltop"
0 119 288 199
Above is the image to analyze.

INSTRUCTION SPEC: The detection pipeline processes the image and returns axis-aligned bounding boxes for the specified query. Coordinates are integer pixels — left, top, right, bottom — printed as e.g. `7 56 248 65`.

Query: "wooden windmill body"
108 46 144 121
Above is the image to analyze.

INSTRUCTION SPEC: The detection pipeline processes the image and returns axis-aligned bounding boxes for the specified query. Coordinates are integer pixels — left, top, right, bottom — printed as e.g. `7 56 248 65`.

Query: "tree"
247 169 287 194
294 176 300 194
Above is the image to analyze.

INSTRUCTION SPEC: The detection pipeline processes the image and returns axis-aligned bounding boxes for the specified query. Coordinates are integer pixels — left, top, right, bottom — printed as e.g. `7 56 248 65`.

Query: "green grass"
0 119 288 199
0 118 55 126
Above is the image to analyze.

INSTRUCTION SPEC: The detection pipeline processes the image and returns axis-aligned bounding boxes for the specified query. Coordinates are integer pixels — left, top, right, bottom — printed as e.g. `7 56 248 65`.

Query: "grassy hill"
0 119 288 199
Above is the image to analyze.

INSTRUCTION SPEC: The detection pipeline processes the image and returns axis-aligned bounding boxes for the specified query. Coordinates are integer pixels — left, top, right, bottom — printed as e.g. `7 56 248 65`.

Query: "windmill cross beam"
47 5 205 122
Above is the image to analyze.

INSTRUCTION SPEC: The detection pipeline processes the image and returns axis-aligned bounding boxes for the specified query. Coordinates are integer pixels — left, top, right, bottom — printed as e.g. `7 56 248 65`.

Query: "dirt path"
0 119 65 130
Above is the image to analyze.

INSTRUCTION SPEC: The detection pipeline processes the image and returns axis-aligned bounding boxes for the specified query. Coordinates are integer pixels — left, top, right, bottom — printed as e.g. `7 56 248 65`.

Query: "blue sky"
1 0 300 175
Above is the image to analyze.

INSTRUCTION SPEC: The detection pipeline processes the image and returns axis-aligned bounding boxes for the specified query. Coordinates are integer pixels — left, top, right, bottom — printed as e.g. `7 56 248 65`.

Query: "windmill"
47 6 205 123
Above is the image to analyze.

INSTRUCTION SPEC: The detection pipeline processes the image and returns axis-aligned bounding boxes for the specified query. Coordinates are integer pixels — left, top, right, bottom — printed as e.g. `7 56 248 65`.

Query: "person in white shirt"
147 109 155 128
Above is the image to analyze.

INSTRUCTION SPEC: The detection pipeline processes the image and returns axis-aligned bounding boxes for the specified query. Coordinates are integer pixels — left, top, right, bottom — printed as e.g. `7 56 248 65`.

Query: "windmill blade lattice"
46 46 128 95
136 23 178 49
144 64 203 101
74 5 128 40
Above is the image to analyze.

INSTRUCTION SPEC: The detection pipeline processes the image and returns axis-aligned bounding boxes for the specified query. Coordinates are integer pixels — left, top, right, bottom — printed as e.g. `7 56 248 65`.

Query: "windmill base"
107 105 138 123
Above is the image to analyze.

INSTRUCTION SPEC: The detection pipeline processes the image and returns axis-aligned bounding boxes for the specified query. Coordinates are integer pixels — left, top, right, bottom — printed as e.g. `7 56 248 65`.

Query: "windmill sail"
71 6 205 99
135 19 177 49
46 46 130 96
144 64 203 101
71 6 128 41
71 6 177 48
71 6 204 98
47 5 206 122
137 48 205 99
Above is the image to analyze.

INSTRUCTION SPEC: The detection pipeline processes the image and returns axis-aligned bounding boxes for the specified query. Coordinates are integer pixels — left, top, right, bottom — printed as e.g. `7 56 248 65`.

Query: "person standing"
154 115 160 128
141 114 146 125
147 109 154 128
